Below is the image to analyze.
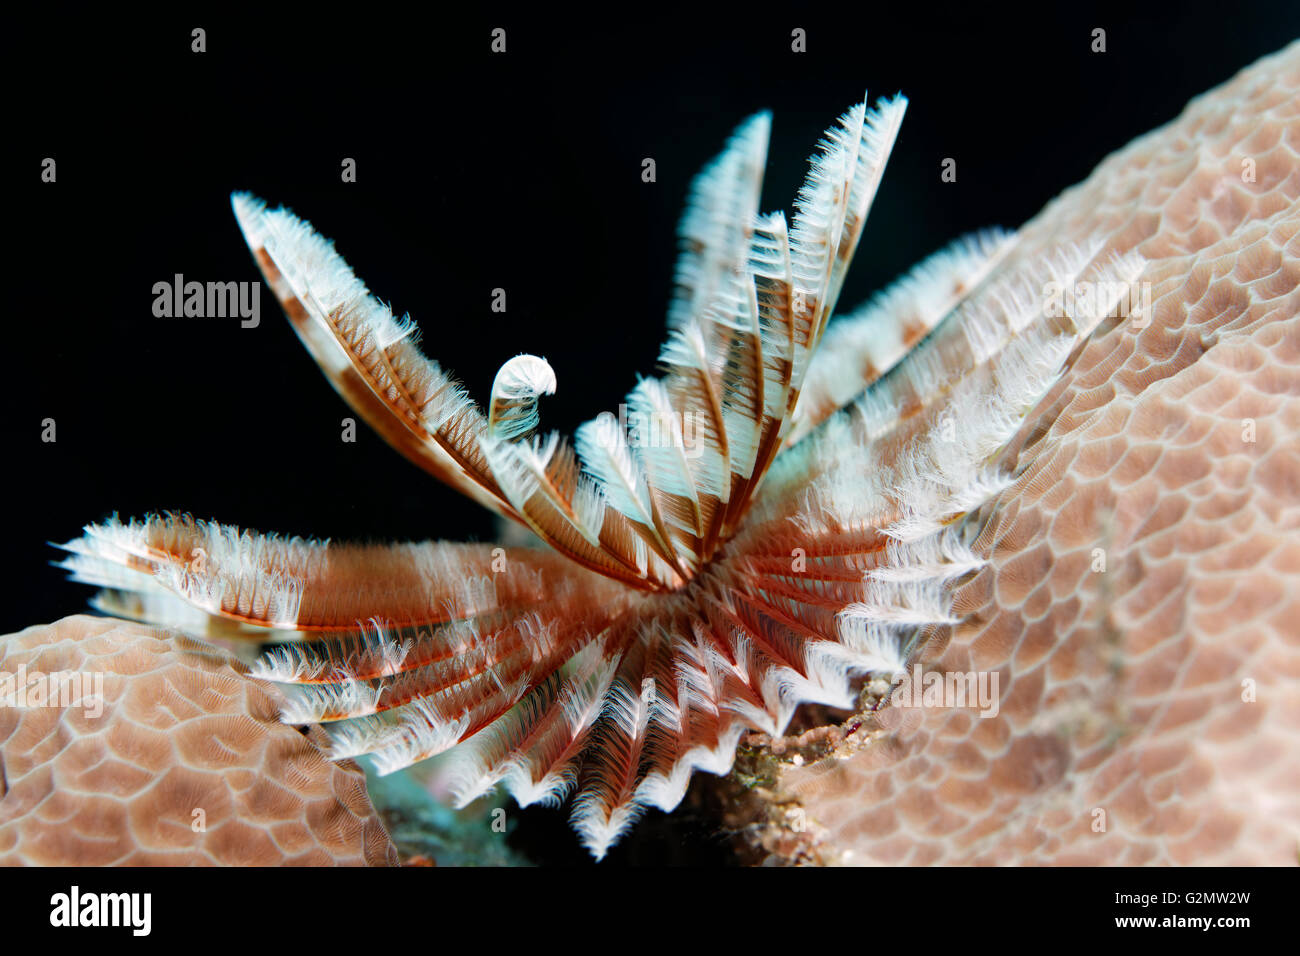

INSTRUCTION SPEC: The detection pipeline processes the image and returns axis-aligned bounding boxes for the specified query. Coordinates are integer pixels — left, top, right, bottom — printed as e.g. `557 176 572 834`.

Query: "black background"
7 866 1281 939
4 3 1298 863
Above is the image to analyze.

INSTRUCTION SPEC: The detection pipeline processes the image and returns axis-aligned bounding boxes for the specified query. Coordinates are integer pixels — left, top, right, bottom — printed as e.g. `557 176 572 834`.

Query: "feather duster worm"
58 92 1148 858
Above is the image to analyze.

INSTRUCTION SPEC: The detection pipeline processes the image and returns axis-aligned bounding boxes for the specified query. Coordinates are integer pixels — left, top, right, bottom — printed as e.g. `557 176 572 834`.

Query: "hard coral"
0 616 397 865
751 40 1300 866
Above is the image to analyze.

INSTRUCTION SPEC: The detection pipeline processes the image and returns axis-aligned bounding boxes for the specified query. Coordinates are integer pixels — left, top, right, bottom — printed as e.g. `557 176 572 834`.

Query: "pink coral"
0 616 397 865
755 40 1300 866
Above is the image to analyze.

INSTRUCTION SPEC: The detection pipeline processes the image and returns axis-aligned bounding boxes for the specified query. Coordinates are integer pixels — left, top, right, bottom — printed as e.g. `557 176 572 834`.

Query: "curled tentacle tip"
489 354 557 441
